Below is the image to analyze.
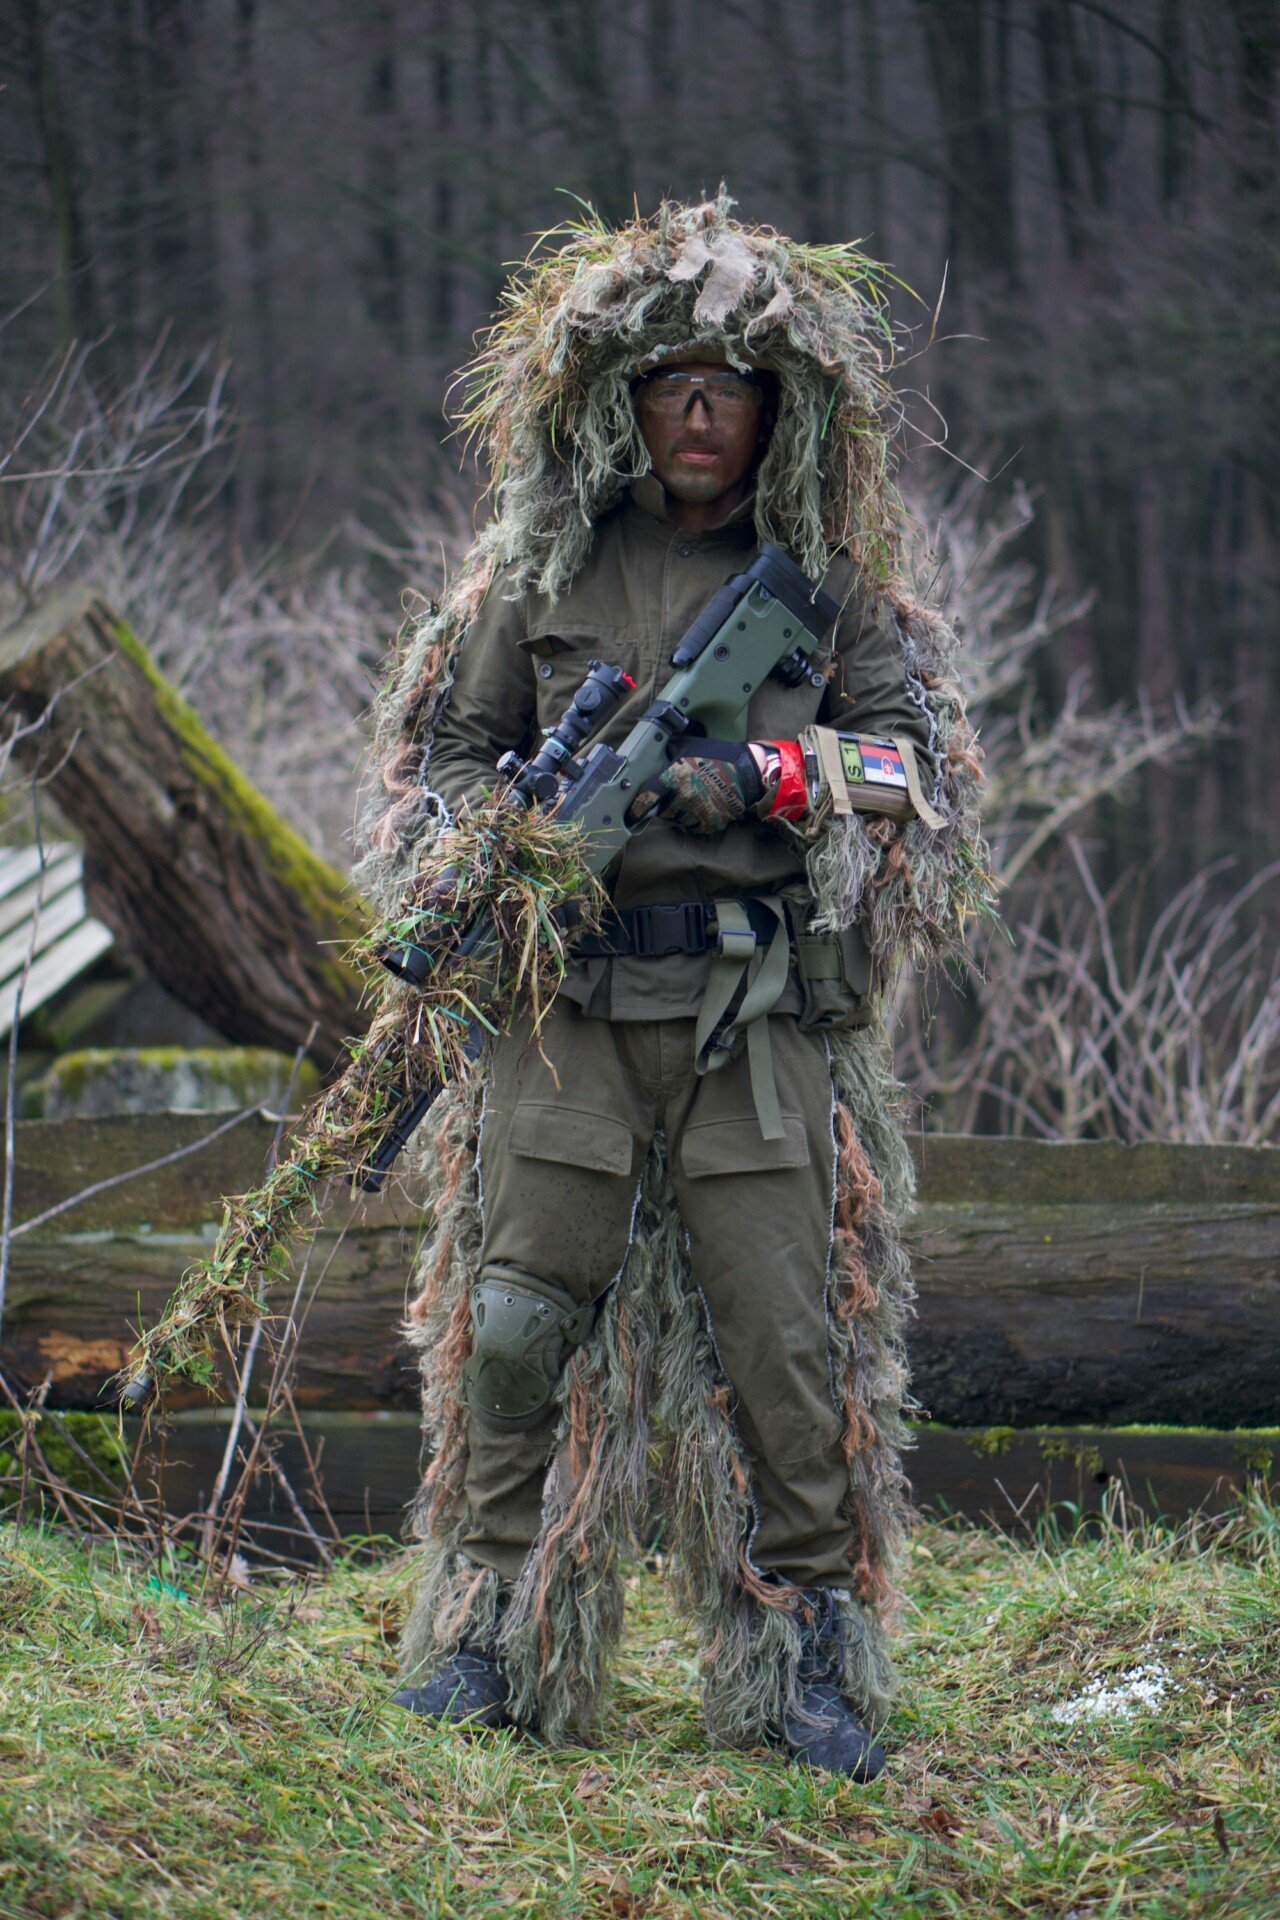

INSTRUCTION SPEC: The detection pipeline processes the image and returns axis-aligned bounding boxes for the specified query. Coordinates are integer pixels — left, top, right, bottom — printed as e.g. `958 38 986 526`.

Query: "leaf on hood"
693 234 761 326
666 232 713 285
665 229 761 323
746 285 794 334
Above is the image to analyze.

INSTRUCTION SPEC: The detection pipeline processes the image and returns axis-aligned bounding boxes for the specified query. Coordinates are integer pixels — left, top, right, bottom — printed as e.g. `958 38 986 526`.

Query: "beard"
658 440 739 501
662 464 728 503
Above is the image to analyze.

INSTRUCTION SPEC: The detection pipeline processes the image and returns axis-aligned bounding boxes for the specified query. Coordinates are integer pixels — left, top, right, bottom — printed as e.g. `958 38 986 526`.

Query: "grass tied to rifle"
120 799 605 1407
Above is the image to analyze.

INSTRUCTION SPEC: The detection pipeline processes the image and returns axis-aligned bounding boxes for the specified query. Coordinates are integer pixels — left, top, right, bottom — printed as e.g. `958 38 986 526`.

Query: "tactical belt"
558 897 844 1143
568 899 715 959
564 898 839 971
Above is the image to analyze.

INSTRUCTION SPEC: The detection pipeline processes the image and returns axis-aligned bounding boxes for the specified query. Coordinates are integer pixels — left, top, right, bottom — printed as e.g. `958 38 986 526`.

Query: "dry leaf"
580 1868 646 1916
692 234 760 325
746 285 794 333
666 233 712 284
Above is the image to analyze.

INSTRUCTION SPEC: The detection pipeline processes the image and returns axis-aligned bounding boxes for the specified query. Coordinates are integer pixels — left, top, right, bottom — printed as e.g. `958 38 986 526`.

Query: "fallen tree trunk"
0 587 367 1067
4 1120 1278 1427
906 1134 1280 1428
132 1413 1280 1537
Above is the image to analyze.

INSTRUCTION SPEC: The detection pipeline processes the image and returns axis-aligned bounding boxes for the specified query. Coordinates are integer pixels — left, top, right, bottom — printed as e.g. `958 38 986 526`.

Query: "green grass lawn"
1 1500 1277 1920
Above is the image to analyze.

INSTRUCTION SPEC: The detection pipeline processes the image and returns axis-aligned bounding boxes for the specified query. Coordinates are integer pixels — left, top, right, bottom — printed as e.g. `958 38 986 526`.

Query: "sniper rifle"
361 541 839 1189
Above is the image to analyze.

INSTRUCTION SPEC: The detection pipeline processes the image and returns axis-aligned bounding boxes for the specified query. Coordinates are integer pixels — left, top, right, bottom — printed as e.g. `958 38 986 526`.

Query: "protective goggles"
634 369 764 418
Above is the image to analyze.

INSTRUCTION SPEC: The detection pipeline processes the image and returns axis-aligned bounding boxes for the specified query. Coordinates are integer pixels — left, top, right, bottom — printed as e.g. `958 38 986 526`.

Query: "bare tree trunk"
768 0 841 235
820 0 851 236
145 0 196 310
542 0 633 224
915 0 1020 282
472 0 501 299
364 0 406 356
1226 0 1277 199
644 0 679 193
855 0 887 244
18 0 100 346
1159 0 1191 206
1036 0 1112 256
429 0 455 355
112 0 144 352
234 0 277 546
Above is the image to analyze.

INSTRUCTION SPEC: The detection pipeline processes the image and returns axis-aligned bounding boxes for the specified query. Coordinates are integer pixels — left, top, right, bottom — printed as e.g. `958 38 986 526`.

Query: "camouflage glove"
624 741 768 836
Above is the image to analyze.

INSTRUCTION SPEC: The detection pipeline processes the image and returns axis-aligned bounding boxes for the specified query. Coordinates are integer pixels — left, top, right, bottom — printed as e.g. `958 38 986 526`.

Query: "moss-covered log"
0 587 367 1067
3 1119 1278 1426
907 1135 1280 1429
58 1409 1280 1538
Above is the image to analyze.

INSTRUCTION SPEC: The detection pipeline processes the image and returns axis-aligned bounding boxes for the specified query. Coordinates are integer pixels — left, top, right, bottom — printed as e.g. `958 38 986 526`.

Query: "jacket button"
538 662 554 679
677 544 693 558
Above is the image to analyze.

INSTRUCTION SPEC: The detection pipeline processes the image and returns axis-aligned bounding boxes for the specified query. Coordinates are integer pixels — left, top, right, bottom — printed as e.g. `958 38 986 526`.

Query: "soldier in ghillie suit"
355 194 986 1777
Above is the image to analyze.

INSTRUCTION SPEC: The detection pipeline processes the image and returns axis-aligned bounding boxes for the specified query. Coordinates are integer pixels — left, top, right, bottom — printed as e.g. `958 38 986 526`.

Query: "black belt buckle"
630 900 708 957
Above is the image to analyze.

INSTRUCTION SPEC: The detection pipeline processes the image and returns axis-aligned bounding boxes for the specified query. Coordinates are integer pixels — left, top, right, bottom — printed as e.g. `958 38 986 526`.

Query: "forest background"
2 0 1277 1138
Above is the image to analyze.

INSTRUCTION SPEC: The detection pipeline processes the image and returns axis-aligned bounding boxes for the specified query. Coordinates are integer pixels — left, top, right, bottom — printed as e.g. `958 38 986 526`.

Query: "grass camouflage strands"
121 801 605 1408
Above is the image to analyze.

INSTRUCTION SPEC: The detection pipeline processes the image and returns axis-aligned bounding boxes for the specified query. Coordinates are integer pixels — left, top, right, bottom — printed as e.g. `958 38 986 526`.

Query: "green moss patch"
0 1412 127 1511
37 1046 323 1118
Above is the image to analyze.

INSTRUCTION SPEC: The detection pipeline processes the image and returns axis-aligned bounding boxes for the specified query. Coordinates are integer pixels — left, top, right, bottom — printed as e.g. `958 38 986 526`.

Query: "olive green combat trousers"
463 1000 854 1589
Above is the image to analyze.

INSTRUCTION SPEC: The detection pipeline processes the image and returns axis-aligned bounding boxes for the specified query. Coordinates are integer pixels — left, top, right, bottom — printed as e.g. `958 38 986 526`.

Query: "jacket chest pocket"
521 625 823 742
520 627 647 735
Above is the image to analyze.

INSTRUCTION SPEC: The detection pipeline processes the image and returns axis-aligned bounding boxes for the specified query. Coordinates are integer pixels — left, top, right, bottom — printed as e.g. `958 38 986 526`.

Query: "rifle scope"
497 659 634 806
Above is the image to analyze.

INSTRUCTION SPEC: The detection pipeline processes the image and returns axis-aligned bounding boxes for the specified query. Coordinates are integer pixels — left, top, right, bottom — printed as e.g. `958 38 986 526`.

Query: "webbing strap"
890 732 947 831
693 896 790 1141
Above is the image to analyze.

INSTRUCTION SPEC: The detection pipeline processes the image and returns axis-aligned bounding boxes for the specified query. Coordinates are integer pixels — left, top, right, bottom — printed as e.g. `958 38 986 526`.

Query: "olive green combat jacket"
427 477 933 1023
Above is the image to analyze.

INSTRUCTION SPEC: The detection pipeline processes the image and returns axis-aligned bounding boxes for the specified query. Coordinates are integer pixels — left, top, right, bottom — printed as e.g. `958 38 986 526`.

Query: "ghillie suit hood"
357 195 987 1747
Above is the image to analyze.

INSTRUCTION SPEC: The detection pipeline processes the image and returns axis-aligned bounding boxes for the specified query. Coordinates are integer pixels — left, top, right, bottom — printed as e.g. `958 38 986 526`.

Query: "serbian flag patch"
839 736 908 791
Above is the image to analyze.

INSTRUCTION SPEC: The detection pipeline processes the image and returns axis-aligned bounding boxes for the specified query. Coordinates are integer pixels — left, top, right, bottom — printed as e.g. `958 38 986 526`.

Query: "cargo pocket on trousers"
680 1114 810 1178
508 1104 635 1177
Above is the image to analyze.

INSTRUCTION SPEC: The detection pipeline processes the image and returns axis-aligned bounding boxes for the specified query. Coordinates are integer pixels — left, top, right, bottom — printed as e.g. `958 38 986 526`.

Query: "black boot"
780 1589 886 1782
391 1603 514 1730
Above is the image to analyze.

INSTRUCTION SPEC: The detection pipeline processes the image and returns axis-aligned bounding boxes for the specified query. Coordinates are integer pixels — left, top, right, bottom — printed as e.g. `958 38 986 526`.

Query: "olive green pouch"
787 902 872 1033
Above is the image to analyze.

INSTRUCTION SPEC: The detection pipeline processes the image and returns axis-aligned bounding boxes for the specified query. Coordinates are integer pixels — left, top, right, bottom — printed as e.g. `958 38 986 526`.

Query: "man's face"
633 361 770 508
